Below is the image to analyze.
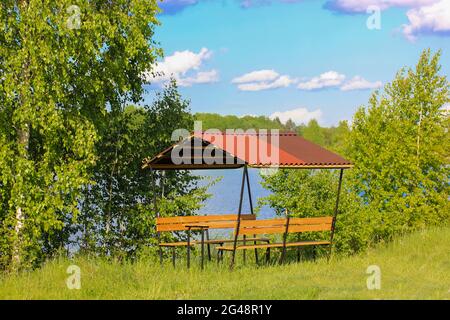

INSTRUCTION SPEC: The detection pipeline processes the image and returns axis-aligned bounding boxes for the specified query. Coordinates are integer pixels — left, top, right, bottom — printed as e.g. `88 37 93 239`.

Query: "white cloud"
297 71 345 90
326 0 450 40
232 70 296 91
233 69 381 93
297 72 382 91
340 76 383 91
325 0 438 13
270 107 323 125
232 69 279 84
237 75 296 91
145 48 218 86
178 70 219 86
155 48 211 78
402 0 450 41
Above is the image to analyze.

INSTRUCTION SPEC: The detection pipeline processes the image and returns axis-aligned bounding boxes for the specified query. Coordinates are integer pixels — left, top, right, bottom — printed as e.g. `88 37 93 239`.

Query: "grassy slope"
0 227 449 300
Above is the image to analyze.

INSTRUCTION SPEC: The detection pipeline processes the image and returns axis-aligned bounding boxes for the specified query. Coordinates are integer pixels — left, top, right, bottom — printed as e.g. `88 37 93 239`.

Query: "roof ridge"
193 130 297 136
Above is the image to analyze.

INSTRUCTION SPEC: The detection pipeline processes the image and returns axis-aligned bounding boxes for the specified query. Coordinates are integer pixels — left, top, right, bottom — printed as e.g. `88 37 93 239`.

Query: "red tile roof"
143 131 352 170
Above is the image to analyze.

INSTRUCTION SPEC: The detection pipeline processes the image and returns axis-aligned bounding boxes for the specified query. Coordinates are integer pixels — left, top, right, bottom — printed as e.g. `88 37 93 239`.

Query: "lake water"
195 169 276 219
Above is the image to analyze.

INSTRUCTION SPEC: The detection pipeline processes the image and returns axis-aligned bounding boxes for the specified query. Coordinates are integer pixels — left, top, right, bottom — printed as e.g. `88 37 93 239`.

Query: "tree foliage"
77 81 211 258
0 0 161 270
195 113 287 131
260 170 368 254
260 50 450 254
296 120 350 153
346 49 450 240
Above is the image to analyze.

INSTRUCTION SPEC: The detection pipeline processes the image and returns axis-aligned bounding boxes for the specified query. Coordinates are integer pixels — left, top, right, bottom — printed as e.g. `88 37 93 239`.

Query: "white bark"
12 207 24 268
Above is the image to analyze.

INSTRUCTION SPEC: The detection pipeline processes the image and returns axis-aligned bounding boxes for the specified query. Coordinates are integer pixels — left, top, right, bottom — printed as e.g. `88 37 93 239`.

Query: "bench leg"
254 234 259 265
206 230 212 261
243 236 247 265
265 248 270 264
327 244 332 262
279 247 287 265
296 234 301 263
217 243 224 264
159 247 163 265
187 230 191 269
218 248 226 264
230 250 236 270
172 247 176 268
201 229 205 270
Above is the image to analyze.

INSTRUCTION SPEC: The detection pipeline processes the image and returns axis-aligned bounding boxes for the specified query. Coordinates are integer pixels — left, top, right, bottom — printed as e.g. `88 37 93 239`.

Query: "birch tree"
0 0 161 270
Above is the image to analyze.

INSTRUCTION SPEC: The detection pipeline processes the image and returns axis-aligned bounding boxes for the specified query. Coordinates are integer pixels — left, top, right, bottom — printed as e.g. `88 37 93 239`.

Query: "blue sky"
142 0 450 126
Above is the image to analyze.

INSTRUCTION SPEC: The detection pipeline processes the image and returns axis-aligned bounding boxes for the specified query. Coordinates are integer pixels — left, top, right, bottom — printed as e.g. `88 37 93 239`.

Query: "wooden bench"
156 214 270 267
217 215 334 266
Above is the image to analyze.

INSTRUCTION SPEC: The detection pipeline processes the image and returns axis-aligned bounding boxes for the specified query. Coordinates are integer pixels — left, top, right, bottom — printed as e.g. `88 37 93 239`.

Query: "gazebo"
143 130 352 267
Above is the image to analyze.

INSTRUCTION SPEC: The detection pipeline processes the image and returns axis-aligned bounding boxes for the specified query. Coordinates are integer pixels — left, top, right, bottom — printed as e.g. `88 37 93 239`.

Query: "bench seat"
217 240 330 251
160 237 270 247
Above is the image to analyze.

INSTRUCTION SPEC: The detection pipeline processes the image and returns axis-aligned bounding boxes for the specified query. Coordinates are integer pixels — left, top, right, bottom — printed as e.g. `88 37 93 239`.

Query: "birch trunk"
12 126 30 270
11 0 30 270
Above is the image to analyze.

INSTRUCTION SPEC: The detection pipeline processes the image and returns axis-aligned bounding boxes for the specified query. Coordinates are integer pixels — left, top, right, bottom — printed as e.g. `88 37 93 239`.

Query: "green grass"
1 227 449 300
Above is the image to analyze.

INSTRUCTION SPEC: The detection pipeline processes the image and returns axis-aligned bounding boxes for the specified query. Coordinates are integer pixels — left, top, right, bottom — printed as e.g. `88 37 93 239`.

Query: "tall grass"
0 227 449 300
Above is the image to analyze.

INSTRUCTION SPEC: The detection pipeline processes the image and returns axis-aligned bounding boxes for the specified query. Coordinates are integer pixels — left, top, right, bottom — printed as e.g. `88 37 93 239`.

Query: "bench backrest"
238 216 333 235
156 214 256 232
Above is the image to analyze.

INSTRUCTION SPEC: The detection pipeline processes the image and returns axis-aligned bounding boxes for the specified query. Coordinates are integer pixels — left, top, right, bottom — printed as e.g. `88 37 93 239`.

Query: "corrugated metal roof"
143 131 352 170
